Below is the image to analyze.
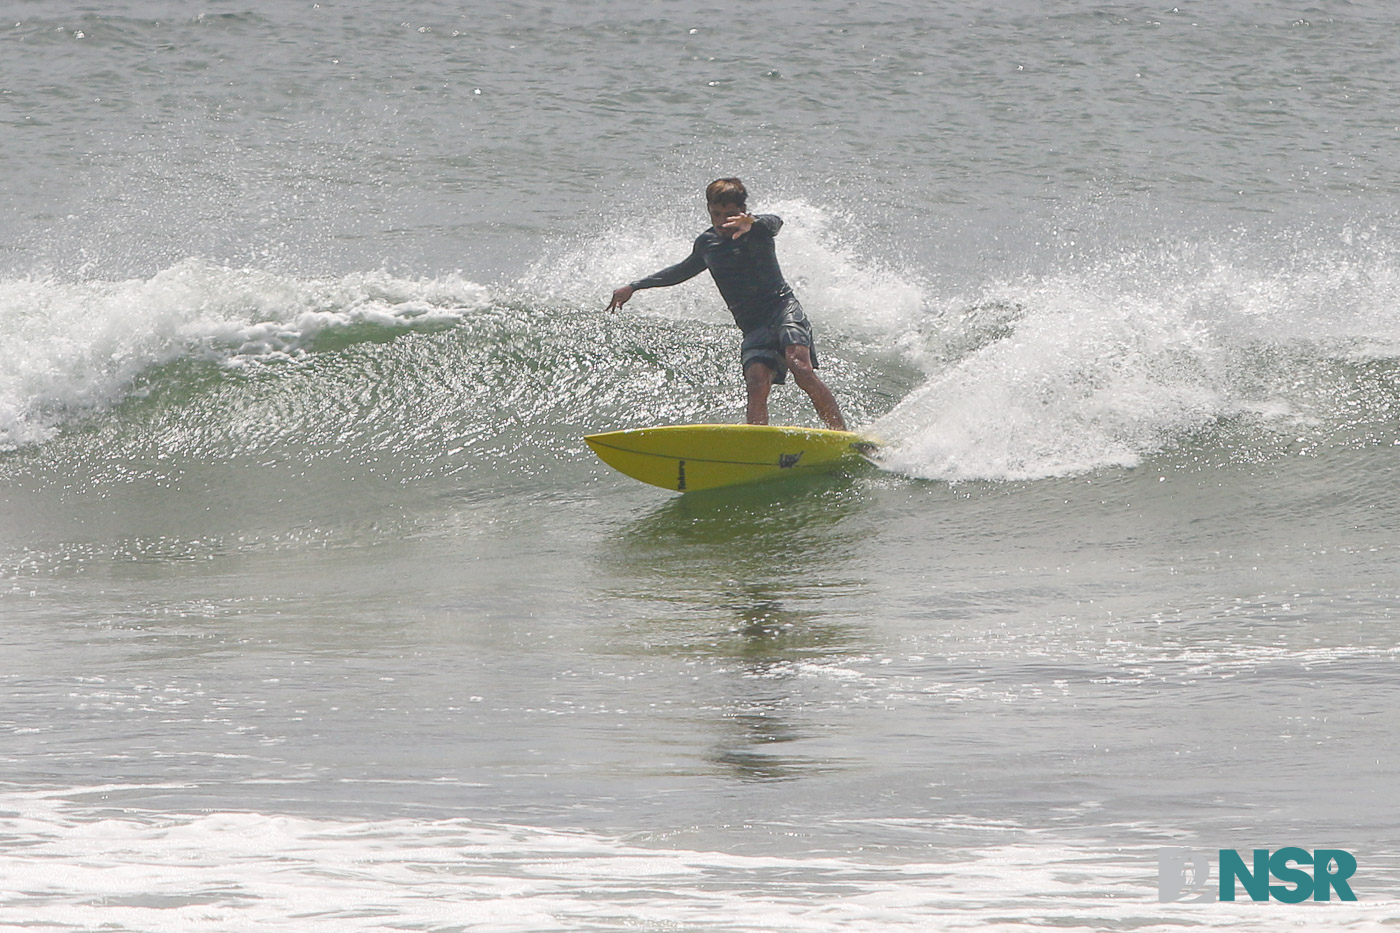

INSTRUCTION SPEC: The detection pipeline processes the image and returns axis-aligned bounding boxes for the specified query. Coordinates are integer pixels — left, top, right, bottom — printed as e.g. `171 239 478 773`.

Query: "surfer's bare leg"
786 345 846 431
744 361 775 425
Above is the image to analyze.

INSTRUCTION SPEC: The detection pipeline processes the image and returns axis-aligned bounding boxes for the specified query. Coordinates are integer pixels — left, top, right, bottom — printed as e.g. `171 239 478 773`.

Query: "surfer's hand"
721 213 756 238
607 285 634 313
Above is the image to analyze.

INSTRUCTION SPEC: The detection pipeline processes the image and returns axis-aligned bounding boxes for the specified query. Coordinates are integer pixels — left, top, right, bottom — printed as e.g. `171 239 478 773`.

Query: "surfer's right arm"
607 241 707 312
606 285 634 312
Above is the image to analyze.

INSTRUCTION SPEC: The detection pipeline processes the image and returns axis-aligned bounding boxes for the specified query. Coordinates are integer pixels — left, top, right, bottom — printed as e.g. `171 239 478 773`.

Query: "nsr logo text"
1159 847 1357 903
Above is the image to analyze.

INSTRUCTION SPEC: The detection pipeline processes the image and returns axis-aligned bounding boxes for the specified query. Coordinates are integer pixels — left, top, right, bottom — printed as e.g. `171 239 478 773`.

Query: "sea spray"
875 235 1400 482
519 198 927 337
875 279 1226 481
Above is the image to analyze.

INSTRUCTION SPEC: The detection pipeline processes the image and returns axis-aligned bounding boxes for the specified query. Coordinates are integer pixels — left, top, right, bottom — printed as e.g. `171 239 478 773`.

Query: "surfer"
606 178 847 431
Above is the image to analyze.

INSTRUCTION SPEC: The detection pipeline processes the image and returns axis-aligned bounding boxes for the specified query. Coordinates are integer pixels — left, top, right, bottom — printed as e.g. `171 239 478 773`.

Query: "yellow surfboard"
584 424 879 493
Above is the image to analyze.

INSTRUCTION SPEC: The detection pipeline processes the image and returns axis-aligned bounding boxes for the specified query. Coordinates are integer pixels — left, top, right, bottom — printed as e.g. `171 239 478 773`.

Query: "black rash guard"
628 214 797 334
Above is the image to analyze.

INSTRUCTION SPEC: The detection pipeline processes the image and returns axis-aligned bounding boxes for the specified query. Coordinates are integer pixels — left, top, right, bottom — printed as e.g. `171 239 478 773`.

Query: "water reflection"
598 478 880 782
610 469 873 574
697 591 861 782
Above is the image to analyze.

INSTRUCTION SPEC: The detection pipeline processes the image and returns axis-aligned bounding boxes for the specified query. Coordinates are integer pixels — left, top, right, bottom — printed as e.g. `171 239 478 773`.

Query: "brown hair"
705 177 748 207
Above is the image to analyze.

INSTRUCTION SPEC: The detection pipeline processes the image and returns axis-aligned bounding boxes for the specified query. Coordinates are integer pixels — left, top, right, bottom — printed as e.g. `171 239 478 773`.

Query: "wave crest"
0 259 491 450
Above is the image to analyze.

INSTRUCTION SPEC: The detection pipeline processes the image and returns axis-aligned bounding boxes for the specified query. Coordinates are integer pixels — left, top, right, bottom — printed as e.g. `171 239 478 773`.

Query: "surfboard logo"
778 452 803 469
677 460 687 490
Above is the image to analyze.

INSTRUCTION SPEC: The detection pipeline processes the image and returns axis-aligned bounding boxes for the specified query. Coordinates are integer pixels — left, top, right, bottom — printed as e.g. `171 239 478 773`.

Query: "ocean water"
3 2 1399 929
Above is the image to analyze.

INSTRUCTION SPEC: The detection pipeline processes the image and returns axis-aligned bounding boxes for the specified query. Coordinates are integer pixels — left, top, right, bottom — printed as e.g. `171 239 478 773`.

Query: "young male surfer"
606 178 847 431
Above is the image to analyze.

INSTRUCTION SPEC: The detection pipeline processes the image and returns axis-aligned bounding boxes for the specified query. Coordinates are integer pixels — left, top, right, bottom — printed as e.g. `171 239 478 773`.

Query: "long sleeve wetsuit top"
629 214 797 334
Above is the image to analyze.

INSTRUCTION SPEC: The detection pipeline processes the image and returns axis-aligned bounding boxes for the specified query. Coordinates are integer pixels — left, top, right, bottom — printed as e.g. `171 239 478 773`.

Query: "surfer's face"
708 201 746 238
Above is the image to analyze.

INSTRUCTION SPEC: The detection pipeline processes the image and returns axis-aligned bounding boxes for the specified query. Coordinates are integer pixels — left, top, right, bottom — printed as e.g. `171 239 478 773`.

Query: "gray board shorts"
739 297 819 385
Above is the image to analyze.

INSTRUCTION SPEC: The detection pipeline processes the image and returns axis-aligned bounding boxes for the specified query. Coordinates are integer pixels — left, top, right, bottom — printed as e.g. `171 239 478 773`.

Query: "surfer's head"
705 177 747 209
706 178 749 238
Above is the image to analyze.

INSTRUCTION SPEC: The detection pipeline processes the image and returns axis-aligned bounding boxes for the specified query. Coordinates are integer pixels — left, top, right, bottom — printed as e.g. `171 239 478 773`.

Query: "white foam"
0 259 491 449
0 786 1392 932
875 277 1226 481
874 239 1400 482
